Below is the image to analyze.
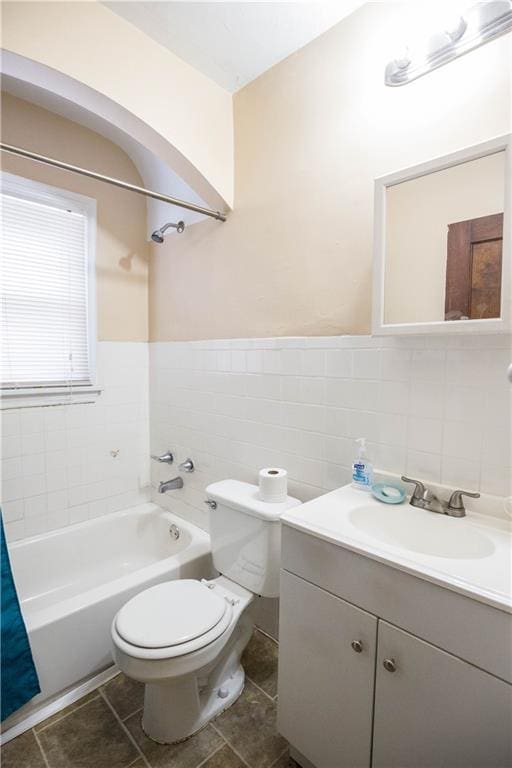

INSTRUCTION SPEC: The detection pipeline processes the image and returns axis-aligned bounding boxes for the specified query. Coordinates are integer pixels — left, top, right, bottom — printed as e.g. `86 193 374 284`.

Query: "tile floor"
2 630 295 768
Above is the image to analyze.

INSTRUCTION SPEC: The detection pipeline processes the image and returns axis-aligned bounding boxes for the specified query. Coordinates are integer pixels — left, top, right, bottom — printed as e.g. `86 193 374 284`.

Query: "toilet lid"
115 580 228 649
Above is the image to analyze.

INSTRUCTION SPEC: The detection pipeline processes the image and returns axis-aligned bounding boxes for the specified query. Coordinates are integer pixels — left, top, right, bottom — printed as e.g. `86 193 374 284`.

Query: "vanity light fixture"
385 0 512 86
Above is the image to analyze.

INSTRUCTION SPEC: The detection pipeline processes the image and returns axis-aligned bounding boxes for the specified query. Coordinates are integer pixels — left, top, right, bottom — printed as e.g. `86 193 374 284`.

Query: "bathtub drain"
169 524 180 540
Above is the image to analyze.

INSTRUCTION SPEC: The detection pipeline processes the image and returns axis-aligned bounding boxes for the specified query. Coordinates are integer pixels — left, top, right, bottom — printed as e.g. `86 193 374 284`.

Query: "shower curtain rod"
0 142 228 222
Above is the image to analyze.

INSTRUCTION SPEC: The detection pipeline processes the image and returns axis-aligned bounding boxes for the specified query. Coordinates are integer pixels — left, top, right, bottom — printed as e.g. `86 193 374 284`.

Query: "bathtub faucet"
158 477 184 494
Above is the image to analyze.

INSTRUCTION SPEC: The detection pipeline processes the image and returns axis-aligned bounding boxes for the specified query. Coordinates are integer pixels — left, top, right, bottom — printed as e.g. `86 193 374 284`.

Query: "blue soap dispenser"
352 437 374 491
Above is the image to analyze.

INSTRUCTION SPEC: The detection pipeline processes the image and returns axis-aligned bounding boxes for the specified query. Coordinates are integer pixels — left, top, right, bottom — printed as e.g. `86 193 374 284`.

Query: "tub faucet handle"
179 458 194 473
151 451 174 464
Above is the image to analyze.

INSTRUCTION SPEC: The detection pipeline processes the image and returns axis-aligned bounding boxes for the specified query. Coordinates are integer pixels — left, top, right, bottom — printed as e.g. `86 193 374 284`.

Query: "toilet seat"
113 579 235 660
116 580 228 649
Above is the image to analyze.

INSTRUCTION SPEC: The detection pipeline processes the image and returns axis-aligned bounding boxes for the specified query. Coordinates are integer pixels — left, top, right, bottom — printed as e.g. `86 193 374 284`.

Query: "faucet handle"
401 476 426 500
151 451 174 464
178 458 194 473
448 489 480 513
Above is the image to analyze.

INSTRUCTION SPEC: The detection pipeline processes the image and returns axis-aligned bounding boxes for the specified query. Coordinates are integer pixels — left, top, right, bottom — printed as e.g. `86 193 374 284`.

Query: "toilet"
111 479 301 744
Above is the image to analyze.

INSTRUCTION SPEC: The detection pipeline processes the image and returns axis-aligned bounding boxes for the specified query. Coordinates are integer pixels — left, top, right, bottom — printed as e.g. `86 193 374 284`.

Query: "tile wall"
150 333 511 532
3 333 510 545
1 342 150 541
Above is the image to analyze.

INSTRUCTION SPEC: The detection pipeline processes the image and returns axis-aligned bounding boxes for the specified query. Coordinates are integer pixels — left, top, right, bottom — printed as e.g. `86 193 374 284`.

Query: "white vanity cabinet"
278 526 512 768
373 622 512 768
278 571 377 768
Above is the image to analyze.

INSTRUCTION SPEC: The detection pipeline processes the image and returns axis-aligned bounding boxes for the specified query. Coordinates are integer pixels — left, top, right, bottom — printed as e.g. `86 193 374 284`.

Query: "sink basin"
281 483 511 612
349 505 495 559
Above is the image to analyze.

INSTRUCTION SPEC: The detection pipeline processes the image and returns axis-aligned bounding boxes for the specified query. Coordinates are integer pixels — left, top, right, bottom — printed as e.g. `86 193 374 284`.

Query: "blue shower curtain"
1 513 40 721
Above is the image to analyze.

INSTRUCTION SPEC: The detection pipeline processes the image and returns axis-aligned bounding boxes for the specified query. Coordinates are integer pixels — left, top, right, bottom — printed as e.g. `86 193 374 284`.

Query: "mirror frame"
372 134 511 336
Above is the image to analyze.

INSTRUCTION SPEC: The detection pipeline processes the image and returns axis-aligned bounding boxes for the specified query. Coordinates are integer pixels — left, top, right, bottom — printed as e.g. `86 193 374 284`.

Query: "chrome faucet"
401 477 444 514
401 477 480 518
151 450 174 465
158 477 184 494
445 489 481 517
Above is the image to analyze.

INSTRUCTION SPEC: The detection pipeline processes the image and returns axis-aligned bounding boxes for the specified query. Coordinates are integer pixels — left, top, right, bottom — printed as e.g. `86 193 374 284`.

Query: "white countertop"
282 485 512 613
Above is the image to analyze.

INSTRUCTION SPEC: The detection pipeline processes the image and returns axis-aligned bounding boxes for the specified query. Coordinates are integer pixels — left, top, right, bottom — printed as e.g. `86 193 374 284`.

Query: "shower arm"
160 222 184 235
0 142 227 222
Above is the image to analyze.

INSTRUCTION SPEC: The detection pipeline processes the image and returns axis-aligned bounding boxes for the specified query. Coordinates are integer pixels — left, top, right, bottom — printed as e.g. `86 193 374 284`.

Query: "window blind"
1 180 93 390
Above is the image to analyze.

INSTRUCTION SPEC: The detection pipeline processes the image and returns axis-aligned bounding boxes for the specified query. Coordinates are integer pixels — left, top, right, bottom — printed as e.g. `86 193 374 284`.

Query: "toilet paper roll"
259 468 288 503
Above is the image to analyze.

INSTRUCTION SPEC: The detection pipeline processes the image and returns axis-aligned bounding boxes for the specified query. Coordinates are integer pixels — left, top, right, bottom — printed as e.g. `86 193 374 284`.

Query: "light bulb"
445 15 467 42
394 47 411 70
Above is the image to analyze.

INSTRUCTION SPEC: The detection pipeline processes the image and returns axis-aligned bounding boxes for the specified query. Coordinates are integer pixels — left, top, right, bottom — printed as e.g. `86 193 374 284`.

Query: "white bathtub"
3 503 212 733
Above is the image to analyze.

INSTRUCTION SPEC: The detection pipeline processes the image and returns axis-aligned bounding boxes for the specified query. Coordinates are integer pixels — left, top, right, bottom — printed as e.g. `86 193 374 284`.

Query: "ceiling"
103 1 365 92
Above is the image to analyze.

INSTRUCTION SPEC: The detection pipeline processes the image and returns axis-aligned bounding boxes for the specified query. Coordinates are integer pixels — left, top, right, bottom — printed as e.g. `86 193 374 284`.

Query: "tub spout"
158 477 184 494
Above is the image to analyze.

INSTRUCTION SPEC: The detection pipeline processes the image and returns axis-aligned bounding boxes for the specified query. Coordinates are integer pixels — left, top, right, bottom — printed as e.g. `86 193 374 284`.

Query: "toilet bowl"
112 479 301 744
112 576 254 744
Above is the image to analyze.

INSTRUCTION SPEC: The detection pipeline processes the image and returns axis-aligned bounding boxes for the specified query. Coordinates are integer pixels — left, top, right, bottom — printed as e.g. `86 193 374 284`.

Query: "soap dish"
371 482 406 504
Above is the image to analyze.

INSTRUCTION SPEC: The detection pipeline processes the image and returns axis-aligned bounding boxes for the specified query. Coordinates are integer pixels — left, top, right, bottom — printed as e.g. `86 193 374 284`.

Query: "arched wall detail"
1 1 233 209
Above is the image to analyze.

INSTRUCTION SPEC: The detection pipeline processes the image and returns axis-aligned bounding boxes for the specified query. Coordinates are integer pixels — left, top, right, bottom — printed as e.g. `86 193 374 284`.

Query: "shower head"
151 220 185 243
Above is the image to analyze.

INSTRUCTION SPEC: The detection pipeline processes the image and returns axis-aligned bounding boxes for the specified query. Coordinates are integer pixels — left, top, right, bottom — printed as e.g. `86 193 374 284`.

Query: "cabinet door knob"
351 640 363 653
383 658 397 673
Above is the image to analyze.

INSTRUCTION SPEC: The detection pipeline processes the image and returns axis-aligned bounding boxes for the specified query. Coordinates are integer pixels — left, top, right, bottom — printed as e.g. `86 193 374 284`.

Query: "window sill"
0 386 102 410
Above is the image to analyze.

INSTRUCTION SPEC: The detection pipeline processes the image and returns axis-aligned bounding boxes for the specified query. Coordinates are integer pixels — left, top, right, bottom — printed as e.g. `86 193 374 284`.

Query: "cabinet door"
278 570 377 768
373 621 512 768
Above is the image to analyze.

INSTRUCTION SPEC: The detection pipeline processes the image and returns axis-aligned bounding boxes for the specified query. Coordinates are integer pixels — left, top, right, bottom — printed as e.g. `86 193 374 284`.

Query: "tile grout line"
194 741 228 768
245 675 276 704
126 757 144 768
35 693 101 733
99 689 151 768
31 727 51 768
122 705 145 723
210 722 253 768
254 627 279 647
270 745 290 768
246 626 280 706
124 757 144 768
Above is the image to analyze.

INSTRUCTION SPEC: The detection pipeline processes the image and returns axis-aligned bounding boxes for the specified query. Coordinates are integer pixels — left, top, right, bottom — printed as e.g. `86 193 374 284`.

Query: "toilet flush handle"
204 500 217 510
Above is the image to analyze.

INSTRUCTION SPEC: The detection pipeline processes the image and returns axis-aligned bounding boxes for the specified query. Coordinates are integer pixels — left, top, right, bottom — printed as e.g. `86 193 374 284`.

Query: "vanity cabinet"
278 571 377 768
278 536 512 768
373 622 512 768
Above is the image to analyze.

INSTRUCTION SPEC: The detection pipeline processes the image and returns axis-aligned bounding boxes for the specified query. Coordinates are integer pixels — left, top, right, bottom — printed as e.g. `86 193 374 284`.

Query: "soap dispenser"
352 437 374 491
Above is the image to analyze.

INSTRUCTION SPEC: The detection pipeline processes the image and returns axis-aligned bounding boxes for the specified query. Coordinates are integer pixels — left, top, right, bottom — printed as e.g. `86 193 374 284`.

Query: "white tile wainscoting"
2 334 510 545
1 343 150 541
150 334 512 533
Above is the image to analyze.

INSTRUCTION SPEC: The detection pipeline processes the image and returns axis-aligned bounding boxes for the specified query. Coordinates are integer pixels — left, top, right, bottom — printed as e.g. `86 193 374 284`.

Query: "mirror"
373 136 510 335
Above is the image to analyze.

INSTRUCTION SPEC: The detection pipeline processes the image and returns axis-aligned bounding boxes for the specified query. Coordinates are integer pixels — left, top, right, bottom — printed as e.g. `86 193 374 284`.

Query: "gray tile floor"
2 630 294 768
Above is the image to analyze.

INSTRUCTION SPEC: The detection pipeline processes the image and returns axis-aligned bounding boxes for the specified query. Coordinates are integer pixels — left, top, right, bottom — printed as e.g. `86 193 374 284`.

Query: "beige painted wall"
1 92 149 341
1 0 233 208
385 152 506 324
149 2 511 341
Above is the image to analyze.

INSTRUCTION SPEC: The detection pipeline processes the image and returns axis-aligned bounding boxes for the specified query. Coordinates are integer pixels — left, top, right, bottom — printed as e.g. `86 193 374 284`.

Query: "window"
1 172 97 405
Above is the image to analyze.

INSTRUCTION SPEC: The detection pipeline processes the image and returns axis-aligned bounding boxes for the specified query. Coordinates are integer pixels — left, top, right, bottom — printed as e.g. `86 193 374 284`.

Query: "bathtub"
2 503 212 734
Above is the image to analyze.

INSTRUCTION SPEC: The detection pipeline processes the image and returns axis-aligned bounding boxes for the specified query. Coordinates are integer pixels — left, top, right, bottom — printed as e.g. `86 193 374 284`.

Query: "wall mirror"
373 135 511 335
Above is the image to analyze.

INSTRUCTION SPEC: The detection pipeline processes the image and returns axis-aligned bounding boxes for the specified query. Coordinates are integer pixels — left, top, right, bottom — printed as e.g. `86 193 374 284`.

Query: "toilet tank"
206 480 301 598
